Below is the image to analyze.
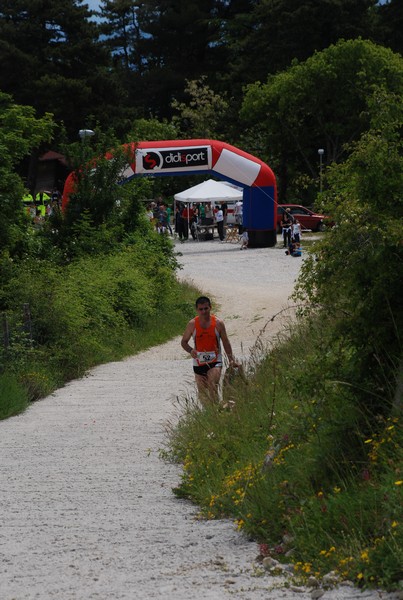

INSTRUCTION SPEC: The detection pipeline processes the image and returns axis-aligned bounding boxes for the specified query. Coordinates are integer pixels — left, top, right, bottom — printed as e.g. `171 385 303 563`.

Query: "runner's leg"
194 366 222 405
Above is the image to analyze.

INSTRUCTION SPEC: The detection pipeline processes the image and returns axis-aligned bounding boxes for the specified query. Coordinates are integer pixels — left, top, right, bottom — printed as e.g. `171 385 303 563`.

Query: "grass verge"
167 314 402 591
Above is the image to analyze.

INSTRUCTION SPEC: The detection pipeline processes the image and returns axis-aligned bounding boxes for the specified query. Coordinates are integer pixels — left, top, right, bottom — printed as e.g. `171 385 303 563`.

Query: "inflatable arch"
62 139 277 247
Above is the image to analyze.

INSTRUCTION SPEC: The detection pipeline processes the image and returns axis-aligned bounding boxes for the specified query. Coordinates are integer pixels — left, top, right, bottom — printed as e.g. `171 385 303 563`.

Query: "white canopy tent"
174 179 243 239
174 178 243 203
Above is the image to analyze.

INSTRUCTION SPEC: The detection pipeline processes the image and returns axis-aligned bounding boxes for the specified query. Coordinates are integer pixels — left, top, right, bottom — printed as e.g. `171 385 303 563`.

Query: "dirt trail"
0 239 394 599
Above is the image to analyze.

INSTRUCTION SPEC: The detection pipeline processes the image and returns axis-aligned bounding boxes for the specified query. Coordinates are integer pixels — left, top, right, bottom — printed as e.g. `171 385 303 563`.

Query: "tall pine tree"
100 0 229 118
0 0 127 137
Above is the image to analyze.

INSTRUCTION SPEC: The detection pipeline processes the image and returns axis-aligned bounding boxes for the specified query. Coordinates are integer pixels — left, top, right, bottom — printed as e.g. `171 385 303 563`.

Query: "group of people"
146 198 249 248
23 189 62 226
174 202 228 241
174 200 248 246
146 200 173 235
280 208 302 257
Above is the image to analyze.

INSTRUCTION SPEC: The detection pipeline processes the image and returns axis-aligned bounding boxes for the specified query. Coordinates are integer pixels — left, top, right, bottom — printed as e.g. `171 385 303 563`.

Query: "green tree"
171 77 229 138
125 117 178 142
62 130 135 224
123 117 182 200
99 0 144 75
222 0 378 93
0 93 54 256
375 0 403 56
295 89 403 413
120 0 228 117
0 0 126 137
240 39 403 202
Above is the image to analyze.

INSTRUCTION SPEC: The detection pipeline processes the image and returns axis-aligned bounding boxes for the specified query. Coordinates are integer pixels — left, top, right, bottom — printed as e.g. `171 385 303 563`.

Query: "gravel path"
0 238 396 600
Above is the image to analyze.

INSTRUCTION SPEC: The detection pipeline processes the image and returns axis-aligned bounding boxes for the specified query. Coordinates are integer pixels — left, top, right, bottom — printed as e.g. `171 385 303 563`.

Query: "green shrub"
0 233 198 405
0 373 29 419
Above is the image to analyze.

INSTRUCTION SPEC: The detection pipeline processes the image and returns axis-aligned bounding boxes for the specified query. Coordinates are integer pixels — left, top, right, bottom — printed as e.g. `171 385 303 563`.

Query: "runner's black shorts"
193 362 222 376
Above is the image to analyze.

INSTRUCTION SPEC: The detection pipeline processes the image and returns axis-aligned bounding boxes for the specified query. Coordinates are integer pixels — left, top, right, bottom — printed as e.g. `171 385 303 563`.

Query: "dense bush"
168 91 403 590
0 227 197 411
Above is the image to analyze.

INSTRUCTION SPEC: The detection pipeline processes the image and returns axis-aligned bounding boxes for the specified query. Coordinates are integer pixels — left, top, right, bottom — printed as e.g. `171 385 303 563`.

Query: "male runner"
181 296 237 403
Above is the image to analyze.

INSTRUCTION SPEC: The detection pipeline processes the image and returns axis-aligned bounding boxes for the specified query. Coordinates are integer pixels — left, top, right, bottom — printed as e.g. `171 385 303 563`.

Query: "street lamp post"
318 148 324 193
78 129 95 141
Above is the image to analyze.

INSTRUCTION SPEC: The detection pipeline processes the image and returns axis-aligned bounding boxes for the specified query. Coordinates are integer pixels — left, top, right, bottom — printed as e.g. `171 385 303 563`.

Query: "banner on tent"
136 145 211 174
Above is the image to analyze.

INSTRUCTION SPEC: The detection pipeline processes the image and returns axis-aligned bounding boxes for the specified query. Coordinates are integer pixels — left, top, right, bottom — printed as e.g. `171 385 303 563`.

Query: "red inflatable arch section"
62 139 277 247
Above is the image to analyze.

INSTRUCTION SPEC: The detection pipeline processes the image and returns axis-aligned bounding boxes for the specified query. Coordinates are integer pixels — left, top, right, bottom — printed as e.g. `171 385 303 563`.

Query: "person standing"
51 188 61 205
215 204 225 241
157 204 168 233
234 200 243 233
181 204 194 240
221 201 228 236
146 204 154 222
152 202 160 231
292 219 302 244
181 296 237 404
175 205 184 240
280 208 293 247
166 204 173 235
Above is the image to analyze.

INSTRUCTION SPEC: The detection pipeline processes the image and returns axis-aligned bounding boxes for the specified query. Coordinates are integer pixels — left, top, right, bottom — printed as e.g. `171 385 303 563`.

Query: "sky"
85 0 101 11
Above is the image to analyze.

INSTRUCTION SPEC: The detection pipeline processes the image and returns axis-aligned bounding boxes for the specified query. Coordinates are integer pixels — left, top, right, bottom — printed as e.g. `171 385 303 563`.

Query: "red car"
277 204 330 233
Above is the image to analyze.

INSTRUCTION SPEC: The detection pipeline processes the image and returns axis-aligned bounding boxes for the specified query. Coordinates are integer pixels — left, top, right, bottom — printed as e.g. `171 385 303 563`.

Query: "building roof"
39 151 68 166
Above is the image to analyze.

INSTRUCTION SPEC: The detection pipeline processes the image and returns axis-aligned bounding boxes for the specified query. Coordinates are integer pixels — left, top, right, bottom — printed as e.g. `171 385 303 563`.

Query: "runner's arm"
181 320 197 359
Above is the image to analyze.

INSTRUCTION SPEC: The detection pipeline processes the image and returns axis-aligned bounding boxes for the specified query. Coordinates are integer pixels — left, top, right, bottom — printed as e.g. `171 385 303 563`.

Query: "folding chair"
225 225 239 243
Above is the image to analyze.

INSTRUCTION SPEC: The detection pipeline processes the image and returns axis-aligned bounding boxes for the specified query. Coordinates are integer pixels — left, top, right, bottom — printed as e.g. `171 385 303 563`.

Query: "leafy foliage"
0 0 126 136
0 0 400 141
167 86 403 590
171 77 229 139
168 314 402 589
0 92 54 256
0 373 29 420
294 89 403 413
223 0 378 87
0 231 197 404
240 39 403 202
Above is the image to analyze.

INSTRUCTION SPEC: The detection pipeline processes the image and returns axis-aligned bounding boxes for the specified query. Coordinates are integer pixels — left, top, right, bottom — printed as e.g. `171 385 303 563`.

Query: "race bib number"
197 351 217 364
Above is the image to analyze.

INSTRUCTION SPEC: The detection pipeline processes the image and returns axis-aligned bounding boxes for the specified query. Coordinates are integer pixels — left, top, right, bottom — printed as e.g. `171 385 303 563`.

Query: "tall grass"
167 314 402 590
